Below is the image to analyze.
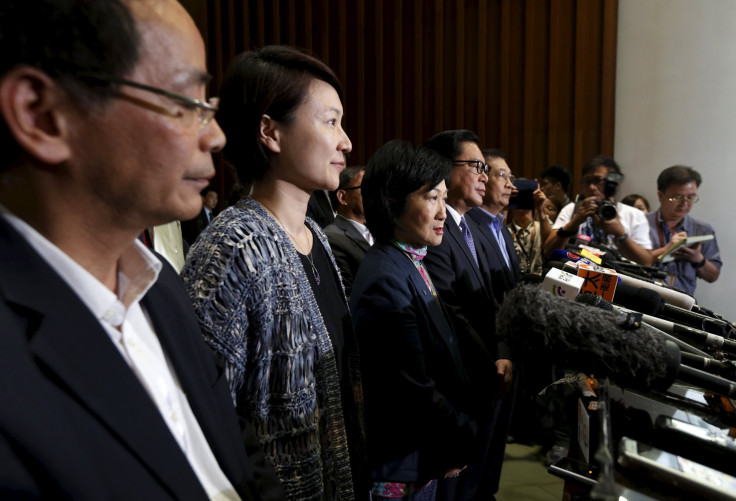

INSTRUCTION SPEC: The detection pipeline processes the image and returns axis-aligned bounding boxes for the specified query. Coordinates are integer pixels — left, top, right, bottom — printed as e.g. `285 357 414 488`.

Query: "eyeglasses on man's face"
79 73 219 129
581 175 607 187
495 170 516 184
453 160 490 176
342 185 362 191
666 194 699 204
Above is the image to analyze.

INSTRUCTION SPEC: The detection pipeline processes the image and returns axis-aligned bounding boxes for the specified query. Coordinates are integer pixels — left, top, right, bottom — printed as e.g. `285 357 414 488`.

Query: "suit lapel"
445 219 484 284
0 219 207 500
468 210 517 289
335 215 371 252
383 245 465 374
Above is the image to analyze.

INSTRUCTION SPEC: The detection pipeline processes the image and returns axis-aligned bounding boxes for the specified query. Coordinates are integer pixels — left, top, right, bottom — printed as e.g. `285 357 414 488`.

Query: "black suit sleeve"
423 233 501 403
351 260 475 469
326 234 357 296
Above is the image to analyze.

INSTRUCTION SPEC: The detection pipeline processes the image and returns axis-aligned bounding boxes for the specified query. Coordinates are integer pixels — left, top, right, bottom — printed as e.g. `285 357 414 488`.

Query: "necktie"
459 217 479 266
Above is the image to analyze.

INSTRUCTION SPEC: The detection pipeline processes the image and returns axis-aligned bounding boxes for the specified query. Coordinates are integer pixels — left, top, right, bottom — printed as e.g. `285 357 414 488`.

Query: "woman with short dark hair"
350 140 475 500
181 46 365 500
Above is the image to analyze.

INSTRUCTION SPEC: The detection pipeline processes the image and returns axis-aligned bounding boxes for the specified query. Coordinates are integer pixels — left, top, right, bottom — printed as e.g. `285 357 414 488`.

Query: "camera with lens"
593 200 617 221
593 171 622 220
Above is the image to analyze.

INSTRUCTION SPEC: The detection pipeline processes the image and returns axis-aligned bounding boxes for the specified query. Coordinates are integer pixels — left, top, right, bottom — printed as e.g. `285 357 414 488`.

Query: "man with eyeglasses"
0 1 283 499
324 166 373 296
544 155 653 265
646 165 721 296
423 130 513 501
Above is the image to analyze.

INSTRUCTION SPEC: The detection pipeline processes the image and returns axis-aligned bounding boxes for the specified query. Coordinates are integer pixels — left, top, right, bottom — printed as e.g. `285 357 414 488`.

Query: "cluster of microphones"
497 238 736 498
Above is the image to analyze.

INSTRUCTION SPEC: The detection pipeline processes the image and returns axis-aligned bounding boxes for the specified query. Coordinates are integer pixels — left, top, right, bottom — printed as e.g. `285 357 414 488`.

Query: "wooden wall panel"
183 0 618 199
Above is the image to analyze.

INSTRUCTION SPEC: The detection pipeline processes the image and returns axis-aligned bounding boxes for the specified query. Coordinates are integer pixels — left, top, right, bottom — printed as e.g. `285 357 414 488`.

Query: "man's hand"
597 215 626 239
570 196 599 226
444 465 467 478
674 239 704 263
496 359 513 396
532 184 548 218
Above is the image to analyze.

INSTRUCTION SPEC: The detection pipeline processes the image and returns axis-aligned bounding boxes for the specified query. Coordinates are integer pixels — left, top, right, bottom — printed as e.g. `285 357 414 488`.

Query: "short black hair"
362 140 452 244
0 0 140 102
201 187 218 197
540 164 571 192
423 129 481 162
482 148 506 161
0 0 140 160
583 155 621 177
217 45 344 186
328 166 364 209
657 165 702 192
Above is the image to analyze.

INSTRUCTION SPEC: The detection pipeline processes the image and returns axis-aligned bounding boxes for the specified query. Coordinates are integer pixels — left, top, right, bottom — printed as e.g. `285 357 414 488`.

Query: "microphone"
615 274 695 311
612 305 736 359
658 303 734 339
576 293 734 379
575 293 710 358
496 285 736 398
609 282 664 316
549 248 596 266
596 276 733 338
680 352 736 380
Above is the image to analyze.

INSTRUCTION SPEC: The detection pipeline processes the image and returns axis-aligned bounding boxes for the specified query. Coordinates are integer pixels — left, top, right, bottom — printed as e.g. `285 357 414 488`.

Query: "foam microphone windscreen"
497 284 678 391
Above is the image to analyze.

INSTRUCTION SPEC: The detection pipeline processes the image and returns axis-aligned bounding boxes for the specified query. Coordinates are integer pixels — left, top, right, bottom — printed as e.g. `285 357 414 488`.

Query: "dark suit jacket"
306 190 335 228
350 243 475 483
466 207 521 300
424 213 511 403
182 208 215 246
324 215 372 296
0 218 283 500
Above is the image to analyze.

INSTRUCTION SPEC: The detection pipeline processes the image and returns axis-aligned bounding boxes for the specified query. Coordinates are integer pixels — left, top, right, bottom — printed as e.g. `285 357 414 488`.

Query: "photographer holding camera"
543 155 653 265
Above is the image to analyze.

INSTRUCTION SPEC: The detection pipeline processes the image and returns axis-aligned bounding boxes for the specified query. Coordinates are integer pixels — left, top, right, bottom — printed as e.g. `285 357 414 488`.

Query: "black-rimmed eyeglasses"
342 185 362 191
453 160 491 176
79 73 219 128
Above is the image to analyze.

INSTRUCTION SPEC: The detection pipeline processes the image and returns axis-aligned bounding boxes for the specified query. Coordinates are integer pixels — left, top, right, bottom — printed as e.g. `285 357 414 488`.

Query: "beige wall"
615 0 736 314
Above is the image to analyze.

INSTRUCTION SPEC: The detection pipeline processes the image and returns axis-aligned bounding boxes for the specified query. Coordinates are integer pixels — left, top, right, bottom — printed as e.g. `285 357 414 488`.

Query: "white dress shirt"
1 210 239 501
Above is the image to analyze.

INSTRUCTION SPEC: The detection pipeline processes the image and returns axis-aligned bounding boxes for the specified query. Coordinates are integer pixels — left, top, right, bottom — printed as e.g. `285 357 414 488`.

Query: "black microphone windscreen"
613 282 664 316
497 285 678 391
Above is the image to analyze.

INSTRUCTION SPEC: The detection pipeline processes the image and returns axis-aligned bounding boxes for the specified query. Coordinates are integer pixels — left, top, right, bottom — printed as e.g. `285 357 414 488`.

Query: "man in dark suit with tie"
324 166 373 296
183 187 219 246
0 1 283 499
423 130 513 501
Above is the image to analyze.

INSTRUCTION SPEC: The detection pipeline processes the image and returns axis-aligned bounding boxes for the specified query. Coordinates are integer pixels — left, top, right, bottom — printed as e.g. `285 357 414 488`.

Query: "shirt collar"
476 207 505 228
0 208 162 324
445 204 463 227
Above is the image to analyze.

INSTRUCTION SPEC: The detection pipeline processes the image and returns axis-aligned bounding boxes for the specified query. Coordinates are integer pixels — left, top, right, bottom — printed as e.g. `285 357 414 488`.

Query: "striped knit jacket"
181 198 365 500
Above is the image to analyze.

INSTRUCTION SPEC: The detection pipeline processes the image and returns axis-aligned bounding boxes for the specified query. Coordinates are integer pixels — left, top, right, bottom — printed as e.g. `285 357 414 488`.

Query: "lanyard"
510 222 536 271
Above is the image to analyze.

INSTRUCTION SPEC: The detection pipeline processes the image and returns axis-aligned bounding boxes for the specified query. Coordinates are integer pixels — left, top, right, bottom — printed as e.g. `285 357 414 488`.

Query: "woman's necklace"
258 201 320 285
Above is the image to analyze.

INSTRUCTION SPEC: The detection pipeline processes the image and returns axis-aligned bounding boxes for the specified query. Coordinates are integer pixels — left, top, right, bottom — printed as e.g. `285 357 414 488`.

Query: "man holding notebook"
647 165 721 296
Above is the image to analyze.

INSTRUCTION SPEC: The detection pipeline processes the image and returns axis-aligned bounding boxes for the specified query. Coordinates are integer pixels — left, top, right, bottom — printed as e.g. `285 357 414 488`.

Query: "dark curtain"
181 0 618 199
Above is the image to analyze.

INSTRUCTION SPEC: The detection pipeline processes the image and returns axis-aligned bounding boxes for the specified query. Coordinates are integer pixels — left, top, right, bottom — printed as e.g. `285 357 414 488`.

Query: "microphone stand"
591 377 620 500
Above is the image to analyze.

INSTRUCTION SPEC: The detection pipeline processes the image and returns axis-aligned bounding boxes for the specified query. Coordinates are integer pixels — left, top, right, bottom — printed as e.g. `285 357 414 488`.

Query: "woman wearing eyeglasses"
350 140 474 501
181 46 366 500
